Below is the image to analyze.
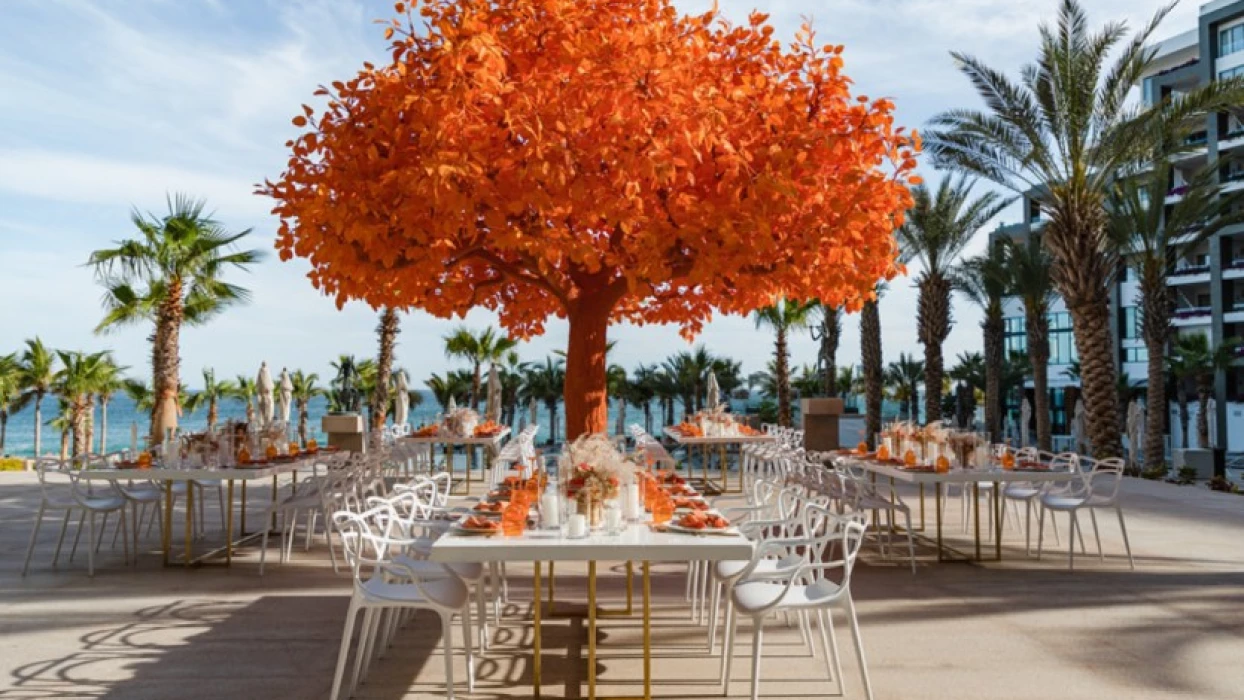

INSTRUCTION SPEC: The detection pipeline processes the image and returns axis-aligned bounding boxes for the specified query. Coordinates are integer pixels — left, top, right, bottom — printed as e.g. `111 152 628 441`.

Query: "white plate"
451 523 501 536
666 522 735 535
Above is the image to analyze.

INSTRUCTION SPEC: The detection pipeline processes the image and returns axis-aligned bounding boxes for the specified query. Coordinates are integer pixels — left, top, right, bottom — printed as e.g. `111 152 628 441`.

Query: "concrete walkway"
1 471 1242 699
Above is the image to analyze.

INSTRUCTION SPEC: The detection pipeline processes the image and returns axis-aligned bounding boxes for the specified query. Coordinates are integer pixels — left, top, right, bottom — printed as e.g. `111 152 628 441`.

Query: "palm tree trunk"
100 398 109 454
1028 311 1051 451
1176 383 1189 449
152 283 184 445
821 308 841 398
208 397 218 432
0 412 7 453
918 276 951 424
471 363 482 410
33 392 43 457
299 403 309 445
371 307 399 433
982 310 1003 443
1067 296 1122 458
59 428 69 461
1197 376 1213 448
861 300 883 448
775 327 791 427
1141 276 1171 469
643 403 652 433
71 400 89 458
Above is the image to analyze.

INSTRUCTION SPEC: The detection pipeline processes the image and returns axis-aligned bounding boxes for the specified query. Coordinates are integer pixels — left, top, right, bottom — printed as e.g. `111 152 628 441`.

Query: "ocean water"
0 391 724 458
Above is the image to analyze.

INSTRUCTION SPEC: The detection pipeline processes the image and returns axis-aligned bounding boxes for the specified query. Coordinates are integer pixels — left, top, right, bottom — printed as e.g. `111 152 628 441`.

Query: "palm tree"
53 350 111 458
194 369 235 432
629 364 660 433
1109 162 1244 468
496 352 528 427
860 288 884 447
88 194 262 444
886 353 924 422
926 0 1244 458
370 307 400 432
949 352 986 394
93 356 126 454
444 326 518 409
650 367 681 427
753 299 818 427
231 376 257 423
426 371 472 412
19 338 57 457
955 244 1009 442
48 399 73 461
1003 235 1055 450
520 358 566 444
1166 351 1193 450
1170 333 1239 449
792 364 822 399
124 378 155 414
812 303 843 397
290 370 324 446
897 176 1007 424
0 353 26 453
835 365 863 409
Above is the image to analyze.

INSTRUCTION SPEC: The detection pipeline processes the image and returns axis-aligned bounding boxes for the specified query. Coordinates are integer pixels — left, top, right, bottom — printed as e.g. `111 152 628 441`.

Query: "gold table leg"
642 560 652 700
995 479 1003 561
241 481 248 534
184 481 194 567
588 560 597 698
973 482 982 561
919 483 926 530
533 561 542 699
935 482 944 563
225 480 234 566
162 481 173 567
270 474 278 530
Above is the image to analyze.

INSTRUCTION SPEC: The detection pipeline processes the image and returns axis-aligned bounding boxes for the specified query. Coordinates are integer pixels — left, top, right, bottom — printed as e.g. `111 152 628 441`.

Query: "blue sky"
0 0 1202 386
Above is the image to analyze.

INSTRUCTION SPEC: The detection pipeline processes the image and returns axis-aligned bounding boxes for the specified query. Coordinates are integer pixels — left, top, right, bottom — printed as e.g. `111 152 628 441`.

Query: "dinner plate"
451 522 501 536
666 522 735 535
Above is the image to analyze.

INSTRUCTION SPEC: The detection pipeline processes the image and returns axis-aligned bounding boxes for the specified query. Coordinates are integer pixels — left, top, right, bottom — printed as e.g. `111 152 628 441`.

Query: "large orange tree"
262 0 919 439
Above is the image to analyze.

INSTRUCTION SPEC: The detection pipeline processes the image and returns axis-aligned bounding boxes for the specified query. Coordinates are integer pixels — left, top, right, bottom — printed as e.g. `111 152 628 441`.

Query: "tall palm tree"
835 365 863 408
1003 235 1055 450
196 369 235 432
753 299 818 427
124 378 155 414
812 303 843 397
955 244 1009 442
53 350 111 458
426 371 472 412
444 326 518 410
629 364 660 433
370 307 400 432
949 352 986 394
792 365 822 399
886 352 924 422
520 358 566 444
89 194 263 444
1166 350 1193 450
19 338 57 457
0 354 26 454
860 288 884 448
1171 333 1239 449
231 376 257 423
93 356 126 454
290 370 324 446
926 0 1244 458
48 399 73 461
1109 161 1244 467
897 176 1007 424
650 367 681 427
496 352 528 427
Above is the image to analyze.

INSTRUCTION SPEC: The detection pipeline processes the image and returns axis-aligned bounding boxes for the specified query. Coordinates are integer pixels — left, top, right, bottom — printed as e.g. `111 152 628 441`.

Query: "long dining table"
834 455 1082 562
399 427 511 493
431 520 753 700
77 456 320 567
661 427 775 494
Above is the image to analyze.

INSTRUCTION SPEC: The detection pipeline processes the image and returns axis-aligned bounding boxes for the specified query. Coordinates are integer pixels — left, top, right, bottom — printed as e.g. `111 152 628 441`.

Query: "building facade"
990 0 1244 453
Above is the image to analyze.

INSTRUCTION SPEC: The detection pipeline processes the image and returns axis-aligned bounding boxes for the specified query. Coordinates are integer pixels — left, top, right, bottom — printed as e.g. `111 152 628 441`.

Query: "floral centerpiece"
443 408 480 438
560 433 629 528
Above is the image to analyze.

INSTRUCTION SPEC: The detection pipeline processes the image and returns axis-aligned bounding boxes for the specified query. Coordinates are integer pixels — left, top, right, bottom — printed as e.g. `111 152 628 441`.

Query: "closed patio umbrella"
256 362 275 427
706 371 720 412
395 370 410 427
485 364 502 423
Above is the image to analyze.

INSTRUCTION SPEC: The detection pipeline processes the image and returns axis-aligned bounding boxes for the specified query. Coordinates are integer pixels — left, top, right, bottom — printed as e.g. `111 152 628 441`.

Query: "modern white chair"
22 457 130 577
328 505 475 700
1036 457 1134 570
722 505 872 700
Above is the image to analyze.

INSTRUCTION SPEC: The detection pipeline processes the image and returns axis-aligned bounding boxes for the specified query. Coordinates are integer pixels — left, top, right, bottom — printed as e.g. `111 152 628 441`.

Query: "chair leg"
259 519 271 576
845 596 874 700
820 608 844 689
720 600 737 692
119 509 130 565
749 615 765 700
87 512 97 578
1117 506 1135 570
1073 511 1087 554
1089 509 1103 560
440 612 457 700
21 502 46 576
903 510 916 574
329 599 359 700
1036 505 1046 560
95 511 109 553
708 580 722 653
1068 511 1077 571
1024 500 1032 555
52 509 71 568
69 511 85 562
350 608 377 696
462 603 476 692
476 581 489 651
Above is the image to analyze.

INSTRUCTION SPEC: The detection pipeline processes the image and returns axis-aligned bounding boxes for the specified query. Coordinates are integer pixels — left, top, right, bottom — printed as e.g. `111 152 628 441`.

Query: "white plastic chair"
1036 457 1134 570
22 457 129 577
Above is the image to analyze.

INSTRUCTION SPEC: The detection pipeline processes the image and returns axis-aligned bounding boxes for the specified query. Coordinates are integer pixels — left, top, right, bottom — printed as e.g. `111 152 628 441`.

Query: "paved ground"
2 470 1243 699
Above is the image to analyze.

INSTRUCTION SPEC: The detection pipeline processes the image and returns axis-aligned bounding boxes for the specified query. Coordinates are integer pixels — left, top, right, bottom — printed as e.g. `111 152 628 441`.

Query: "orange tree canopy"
261 0 919 439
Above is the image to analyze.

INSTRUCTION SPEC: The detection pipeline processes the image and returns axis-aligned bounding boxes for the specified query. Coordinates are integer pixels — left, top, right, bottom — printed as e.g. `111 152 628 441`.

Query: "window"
1122 307 1140 339
1122 347 1149 363
1048 312 1077 365
1220 64 1244 80
1221 24 1244 58
1004 317 1027 358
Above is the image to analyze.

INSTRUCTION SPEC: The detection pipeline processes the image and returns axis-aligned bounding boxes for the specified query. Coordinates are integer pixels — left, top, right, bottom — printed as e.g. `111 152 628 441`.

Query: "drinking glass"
502 502 527 537
652 492 674 525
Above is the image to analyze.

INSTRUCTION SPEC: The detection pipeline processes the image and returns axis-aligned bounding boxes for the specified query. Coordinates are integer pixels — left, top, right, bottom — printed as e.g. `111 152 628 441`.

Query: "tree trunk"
1066 296 1121 458
982 309 1003 443
1027 309 1051 451
1177 383 1189 449
546 404 559 444
1140 271 1171 469
298 404 309 445
775 327 791 427
208 397 218 432
152 281 183 445
1197 376 1212 449
1144 342 1166 469
471 363 482 411
918 275 951 424
861 300 883 448
820 307 841 397
71 400 89 458
0 412 7 452
563 291 614 440
59 428 69 461
643 404 652 434
100 398 109 454
371 307 399 433
33 392 43 457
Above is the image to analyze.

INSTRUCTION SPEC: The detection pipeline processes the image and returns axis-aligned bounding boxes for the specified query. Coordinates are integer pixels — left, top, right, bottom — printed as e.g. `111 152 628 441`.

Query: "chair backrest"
333 505 401 581
1083 457 1126 502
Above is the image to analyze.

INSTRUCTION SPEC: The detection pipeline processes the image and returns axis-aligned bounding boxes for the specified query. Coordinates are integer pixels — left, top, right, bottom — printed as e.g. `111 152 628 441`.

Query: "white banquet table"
399 427 511 492
78 459 312 567
432 521 753 699
661 427 775 493
836 455 1083 562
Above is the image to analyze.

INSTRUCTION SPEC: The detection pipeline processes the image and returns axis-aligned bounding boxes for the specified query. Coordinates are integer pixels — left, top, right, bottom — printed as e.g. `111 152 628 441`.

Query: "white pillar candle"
540 491 561 528
604 506 623 533
623 484 641 521
568 514 588 539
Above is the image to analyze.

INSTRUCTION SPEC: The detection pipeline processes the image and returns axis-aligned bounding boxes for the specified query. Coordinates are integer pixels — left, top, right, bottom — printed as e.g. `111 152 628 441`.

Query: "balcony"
1172 306 1212 326
1168 265 1211 285
1224 259 1244 280
1220 127 1244 154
